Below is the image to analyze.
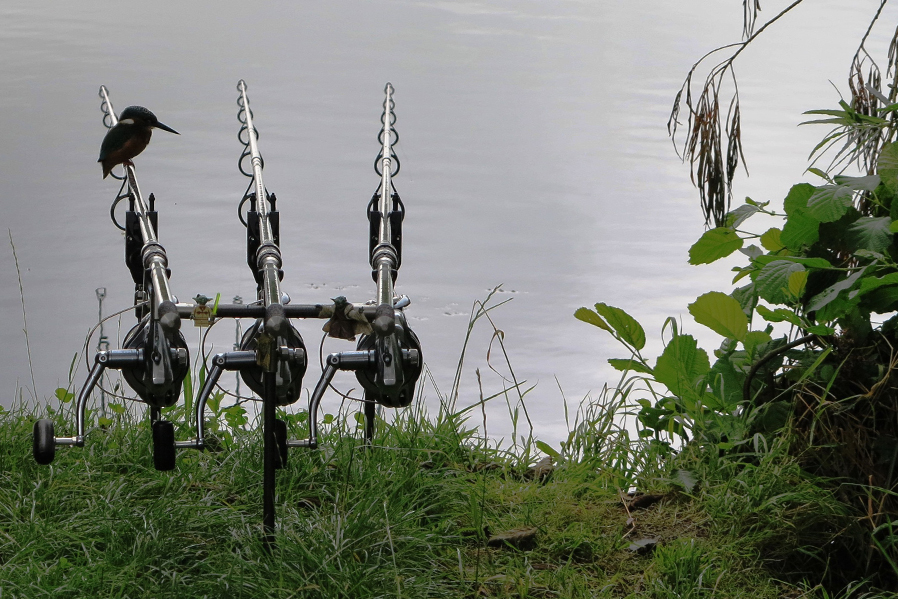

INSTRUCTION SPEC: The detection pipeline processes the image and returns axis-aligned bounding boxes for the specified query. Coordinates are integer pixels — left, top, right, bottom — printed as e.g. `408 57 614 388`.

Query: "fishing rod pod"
34 81 424 549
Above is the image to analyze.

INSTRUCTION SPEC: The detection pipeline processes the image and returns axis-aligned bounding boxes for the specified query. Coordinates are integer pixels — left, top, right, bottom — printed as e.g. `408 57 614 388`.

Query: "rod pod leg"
364 397 376 446
262 371 277 552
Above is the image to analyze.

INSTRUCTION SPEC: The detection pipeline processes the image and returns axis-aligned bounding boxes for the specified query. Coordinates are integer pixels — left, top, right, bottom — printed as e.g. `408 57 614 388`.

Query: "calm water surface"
0 1 893 444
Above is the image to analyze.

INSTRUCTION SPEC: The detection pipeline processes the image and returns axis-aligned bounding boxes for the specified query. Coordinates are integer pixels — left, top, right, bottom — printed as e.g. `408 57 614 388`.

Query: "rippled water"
0 1 893 444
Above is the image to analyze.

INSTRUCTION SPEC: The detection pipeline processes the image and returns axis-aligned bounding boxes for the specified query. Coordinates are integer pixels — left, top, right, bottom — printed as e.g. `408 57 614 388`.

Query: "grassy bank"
0 392 886 599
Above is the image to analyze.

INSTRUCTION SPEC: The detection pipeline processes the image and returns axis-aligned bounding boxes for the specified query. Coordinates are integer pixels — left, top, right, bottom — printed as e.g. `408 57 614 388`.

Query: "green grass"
0 391 889 599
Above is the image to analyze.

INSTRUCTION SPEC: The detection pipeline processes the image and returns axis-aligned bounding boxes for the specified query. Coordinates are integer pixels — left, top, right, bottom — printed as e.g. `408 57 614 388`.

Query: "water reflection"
0 0 893 445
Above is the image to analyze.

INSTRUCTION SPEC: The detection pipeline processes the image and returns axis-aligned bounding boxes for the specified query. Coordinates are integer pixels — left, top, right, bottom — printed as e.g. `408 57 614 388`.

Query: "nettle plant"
578 132 898 451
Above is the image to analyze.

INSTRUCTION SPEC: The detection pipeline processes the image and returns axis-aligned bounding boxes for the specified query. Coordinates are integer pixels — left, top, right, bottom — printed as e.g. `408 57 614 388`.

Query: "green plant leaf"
755 305 803 327
807 167 833 183
574 307 612 333
806 266 869 313
743 330 773 356
759 228 784 252
54 387 74 403
607 358 653 375
781 209 820 250
788 269 808 299
752 255 831 269
855 272 898 297
806 185 856 222
731 283 758 317
755 260 806 305
846 216 893 252
833 174 881 190
879 141 898 195
727 204 759 228
653 334 711 399
784 183 816 215
707 355 744 409
688 292 748 341
594 303 646 350
688 228 743 265
535 440 561 459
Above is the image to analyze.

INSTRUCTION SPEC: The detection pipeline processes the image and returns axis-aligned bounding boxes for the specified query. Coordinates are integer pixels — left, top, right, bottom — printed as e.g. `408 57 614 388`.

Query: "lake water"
1 0 894 446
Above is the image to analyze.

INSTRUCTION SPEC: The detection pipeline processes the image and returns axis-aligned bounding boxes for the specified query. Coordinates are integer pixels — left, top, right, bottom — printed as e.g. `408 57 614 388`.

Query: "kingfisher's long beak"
154 121 179 135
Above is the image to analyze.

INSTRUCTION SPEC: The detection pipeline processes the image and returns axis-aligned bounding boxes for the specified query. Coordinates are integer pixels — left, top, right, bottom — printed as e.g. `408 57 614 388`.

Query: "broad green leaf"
739 244 764 260
653 334 711 399
574 307 612 332
890 220 898 233
688 292 748 341
806 266 869 312
752 255 831 269
847 216 893 253
879 141 898 195
759 228 784 252
755 260 805 305
54 387 74 403
755 305 803 327
783 183 816 215
707 355 744 410
855 249 887 260
689 228 743 265
743 330 773 356
607 358 653 375
855 272 898 297
731 283 758 317
744 197 769 208
856 284 898 314
535 440 560 459
781 209 820 250
833 174 881 190
807 168 833 183
727 204 759 228
806 324 836 335
731 266 754 284
594 303 646 350
788 269 808 299
806 185 855 222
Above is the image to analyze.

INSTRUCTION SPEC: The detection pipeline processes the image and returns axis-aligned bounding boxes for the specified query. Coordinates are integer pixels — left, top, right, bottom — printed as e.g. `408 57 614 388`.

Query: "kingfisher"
98 106 179 178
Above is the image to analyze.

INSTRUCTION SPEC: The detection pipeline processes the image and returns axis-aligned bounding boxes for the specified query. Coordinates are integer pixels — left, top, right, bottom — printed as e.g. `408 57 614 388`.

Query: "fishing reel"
121 302 190 408
355 307 422 408
237 316 307 406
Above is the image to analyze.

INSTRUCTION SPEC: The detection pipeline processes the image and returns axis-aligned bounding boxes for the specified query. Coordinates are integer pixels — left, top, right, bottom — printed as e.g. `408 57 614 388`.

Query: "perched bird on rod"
98 106 179 178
